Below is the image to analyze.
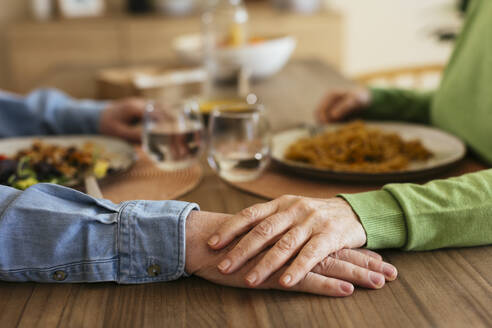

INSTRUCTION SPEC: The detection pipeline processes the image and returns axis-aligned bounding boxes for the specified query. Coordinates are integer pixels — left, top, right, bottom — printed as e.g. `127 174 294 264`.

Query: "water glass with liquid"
208 104 271 182
143 99 205 171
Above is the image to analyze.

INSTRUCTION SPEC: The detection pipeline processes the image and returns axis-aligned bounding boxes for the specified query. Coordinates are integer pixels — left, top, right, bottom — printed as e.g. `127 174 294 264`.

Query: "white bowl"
172 34 297 80
153 0 195 16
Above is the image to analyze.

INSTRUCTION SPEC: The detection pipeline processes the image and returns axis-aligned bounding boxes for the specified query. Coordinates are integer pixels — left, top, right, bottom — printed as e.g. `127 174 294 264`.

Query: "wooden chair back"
356 64 445 90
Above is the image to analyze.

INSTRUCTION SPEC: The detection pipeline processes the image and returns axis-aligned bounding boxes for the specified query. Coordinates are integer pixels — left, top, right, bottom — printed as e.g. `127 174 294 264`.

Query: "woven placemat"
100 148 203 203
230 159 487 200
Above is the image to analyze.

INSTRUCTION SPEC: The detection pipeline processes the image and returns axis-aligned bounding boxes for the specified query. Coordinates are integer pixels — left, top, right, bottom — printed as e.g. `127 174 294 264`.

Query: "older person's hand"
316 88 371 123
206 196 397 288
187 211 397 296
99 98 145 142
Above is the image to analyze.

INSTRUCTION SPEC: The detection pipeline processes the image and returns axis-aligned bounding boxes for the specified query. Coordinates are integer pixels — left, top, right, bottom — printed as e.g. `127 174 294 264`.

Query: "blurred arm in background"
0 88 144 142
316 88 433 125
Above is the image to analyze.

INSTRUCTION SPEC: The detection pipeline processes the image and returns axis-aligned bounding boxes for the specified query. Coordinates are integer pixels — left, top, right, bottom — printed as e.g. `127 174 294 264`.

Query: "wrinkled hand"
99 98 145 142
186 211 397 296
316 88 371 123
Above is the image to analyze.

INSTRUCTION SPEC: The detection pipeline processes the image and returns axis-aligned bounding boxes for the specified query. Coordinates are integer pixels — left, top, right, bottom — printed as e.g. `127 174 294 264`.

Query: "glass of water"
143 99 205 171
208 104 271 182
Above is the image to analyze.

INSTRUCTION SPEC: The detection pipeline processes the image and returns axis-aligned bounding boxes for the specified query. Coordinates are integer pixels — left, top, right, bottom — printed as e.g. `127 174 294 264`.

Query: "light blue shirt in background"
0 89 198 283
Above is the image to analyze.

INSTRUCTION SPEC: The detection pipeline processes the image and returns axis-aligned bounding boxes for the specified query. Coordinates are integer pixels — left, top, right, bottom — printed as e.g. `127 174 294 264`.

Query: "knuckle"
330 250 342 261
364 258 373 269
232 245 247 259
335 249 355 262
240 206 259 220
253 220 275 239
280 194 296 202
301 244 318 261
321 280 336 291
351 267 365 281
319 257 337 273
260 256 276 271
294 199 311 210
276 233 297 253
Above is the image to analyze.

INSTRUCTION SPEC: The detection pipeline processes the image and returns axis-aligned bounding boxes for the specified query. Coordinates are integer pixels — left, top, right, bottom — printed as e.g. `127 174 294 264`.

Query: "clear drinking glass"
208 104 271 182
143 99 205 171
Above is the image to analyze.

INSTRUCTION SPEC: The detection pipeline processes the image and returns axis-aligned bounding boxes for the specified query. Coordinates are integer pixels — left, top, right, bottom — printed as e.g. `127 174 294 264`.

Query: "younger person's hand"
99 98 145 143
316 88 371 123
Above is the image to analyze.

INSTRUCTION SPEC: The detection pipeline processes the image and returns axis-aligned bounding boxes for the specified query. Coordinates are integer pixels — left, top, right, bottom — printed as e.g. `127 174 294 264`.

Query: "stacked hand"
187 205 397 297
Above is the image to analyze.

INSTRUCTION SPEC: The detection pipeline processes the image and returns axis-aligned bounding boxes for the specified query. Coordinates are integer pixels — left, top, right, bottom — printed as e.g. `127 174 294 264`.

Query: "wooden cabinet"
5 4 343 98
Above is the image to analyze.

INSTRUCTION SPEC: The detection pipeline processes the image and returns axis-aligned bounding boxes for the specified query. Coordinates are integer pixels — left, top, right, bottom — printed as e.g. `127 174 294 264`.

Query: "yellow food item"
285 121 433 173
93 159 110 179
15 177 38 190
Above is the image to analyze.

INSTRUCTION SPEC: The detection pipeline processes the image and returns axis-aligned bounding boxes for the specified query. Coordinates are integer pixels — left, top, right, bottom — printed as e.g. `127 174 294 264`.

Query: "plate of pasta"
272 121 466 182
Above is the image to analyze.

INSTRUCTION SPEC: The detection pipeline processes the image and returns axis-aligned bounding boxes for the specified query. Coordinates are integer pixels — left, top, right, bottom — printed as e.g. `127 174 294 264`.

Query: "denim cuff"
117 200 199 284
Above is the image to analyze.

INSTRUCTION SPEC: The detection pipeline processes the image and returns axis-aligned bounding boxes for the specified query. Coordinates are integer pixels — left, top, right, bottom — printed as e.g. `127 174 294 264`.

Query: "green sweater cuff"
339 190 407 249
362 87 433 124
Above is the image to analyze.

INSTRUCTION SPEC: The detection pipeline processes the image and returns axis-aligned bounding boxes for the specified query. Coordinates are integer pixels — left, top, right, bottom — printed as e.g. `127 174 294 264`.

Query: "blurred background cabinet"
4 3 343 98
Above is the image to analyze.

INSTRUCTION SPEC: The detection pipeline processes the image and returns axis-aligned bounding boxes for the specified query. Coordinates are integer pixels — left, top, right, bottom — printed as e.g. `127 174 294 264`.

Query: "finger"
244 225 310 287
280 235 337 288
353 249 383 261
218 212 294 275
313 256 385 289
316 92 345 123
333 249 398 281
208 200 280 250
127 104 145 120
115 124 142 143
124 98 146 116
264 271 354 297
329 96 358 121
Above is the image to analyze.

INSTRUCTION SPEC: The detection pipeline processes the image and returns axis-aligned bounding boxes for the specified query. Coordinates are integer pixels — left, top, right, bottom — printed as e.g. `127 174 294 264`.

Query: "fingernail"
340 282 354 294
208 235 220 247
218 259 231 272
383 265 396 279
281 274 292 286
246 272 258 286
370 272 385 287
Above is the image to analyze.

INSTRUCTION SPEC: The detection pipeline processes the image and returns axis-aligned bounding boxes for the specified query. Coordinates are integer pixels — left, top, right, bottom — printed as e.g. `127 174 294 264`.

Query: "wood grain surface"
0 61 490 328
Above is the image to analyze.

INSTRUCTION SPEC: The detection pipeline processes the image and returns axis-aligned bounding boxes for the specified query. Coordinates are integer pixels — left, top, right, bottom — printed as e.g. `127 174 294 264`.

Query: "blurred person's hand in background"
99 98 145 143
316 88 371 123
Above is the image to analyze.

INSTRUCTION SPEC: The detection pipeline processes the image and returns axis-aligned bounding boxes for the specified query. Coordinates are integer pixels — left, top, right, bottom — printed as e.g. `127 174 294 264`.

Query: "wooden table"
1 61 491 328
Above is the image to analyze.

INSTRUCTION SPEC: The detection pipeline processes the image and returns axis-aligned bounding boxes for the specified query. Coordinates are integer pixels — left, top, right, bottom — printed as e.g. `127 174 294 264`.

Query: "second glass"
208 104 271 182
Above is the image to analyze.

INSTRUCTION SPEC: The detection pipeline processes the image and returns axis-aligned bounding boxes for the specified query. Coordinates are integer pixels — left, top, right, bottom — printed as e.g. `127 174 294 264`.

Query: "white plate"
272 122 467 182
0 135 136 186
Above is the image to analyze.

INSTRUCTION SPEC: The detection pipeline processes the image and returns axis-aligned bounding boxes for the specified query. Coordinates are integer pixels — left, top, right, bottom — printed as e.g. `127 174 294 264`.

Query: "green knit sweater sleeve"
362 88 434 124
340 169 492 251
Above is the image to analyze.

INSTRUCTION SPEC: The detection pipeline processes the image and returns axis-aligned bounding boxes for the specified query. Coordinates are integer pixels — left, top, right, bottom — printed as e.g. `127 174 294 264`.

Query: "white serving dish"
173 34 297 80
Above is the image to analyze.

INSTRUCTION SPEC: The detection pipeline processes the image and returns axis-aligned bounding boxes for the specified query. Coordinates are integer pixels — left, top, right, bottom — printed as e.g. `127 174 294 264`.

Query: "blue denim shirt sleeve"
0 183 199 284
0 89 106 138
